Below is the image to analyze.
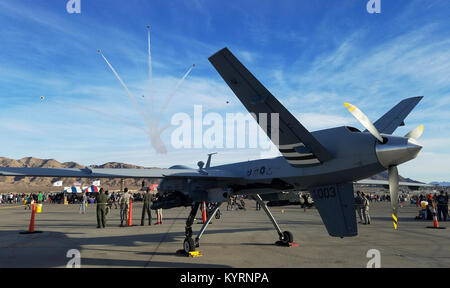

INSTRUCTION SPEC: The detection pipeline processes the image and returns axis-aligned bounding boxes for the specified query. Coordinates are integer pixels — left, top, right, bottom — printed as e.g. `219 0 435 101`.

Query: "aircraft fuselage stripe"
284 155 316 161
282 152 314 157
287 159 321 165
277 142 321 166
277 143 305 150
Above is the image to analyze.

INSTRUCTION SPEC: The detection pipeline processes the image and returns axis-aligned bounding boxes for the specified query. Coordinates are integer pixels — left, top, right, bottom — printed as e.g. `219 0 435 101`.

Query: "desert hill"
0 157 159 193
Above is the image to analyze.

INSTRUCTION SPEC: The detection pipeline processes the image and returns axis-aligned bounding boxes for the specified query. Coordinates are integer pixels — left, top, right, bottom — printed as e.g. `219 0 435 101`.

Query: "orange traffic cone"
128 198 133 227
29 202 36 232
427 203 446 229
202 202 207 223
20 201 42 234
432 206 439 228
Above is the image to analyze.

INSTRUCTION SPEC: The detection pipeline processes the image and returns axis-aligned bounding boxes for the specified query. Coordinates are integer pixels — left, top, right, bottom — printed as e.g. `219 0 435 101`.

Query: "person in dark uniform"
96 188 108 228
436 190 448 222
141 188 153 226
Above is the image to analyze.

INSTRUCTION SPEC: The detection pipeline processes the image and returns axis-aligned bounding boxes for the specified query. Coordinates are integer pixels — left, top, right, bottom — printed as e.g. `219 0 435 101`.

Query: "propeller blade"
344 103 384 142
404 124 423 140
388 165 399 230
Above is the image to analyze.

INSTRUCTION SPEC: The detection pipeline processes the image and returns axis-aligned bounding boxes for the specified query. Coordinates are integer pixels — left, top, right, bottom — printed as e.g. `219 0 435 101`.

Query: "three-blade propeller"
344 103 384 142
404 124 424 140
344 102 423 230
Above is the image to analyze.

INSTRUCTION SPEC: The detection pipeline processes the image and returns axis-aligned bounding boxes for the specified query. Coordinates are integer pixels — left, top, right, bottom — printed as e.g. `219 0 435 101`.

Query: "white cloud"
297 113 355 131
401 151 450 183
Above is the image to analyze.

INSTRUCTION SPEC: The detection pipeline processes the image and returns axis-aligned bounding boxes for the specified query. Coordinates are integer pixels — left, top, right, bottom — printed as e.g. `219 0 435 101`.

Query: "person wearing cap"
96 188 108 228
141 187 153 226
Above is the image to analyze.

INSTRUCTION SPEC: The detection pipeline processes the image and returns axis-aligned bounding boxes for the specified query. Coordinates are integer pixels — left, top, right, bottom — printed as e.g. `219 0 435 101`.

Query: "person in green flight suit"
37 191 43 204
96 188 108 228
141 187 153 226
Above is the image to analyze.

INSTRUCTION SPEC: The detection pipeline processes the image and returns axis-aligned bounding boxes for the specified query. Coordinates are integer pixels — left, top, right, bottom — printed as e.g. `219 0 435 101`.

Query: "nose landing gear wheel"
184 238 195 253
281 231 293 245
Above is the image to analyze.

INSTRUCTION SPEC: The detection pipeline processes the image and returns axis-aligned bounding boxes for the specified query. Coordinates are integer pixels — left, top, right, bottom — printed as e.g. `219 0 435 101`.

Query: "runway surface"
0 201 448 268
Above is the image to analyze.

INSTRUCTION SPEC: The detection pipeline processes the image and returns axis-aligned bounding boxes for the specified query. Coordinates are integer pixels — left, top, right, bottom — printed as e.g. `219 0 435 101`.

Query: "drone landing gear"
181 202 200 255
254 194 296 247
179 202 222 256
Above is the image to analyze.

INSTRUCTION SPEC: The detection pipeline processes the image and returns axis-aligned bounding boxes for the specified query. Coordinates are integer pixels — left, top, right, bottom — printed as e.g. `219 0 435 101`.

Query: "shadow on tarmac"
0 227 272 267
80 257 231 268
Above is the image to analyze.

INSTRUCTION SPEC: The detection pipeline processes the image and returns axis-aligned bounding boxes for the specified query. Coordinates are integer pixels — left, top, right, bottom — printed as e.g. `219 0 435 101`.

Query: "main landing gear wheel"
184 238 195 253
280 231 293 244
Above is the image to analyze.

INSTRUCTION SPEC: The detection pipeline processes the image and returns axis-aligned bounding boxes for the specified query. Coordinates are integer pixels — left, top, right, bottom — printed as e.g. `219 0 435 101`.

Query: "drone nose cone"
406 137 423 155
376 136 423 168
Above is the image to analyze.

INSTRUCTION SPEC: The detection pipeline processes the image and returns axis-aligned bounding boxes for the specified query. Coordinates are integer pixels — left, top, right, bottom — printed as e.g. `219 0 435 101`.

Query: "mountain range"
0 157 158 193
430 182 450 187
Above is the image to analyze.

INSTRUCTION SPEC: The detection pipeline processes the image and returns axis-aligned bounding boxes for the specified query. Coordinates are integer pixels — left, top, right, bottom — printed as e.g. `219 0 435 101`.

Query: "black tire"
281 231 293 244
183 238 195 253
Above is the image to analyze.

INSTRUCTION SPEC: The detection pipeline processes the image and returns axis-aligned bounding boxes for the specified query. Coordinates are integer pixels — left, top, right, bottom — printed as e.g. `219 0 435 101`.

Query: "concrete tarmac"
0 201 448 268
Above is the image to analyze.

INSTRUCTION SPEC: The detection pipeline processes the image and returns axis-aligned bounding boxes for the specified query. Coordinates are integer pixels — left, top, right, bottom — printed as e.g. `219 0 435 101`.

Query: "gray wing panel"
0 167 241 179
356 179 433 187
209 47 333 166
309 183 357 237
371 96 423 135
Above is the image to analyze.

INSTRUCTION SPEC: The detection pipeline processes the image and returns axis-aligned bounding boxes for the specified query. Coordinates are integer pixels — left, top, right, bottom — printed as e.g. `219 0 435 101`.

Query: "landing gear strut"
182 202 223 253
195 202 222 247
254 194 294 245
183 202 200 253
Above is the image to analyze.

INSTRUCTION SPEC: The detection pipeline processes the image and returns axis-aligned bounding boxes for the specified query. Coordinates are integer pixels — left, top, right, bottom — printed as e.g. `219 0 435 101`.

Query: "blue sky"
0 0 449 182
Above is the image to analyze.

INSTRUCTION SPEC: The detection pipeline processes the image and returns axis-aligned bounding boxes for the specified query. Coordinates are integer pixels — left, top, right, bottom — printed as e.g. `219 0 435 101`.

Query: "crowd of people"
93 187 164 229
354 190 449 224
3 188 448 229
414 191 449 221
227 195 247 211
0 192 54 207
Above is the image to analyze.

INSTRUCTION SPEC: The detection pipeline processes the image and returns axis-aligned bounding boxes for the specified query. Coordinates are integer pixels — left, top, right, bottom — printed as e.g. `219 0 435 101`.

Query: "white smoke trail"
95 27 197 155
157 64 195 120
147 25 154 121
98 50 149 125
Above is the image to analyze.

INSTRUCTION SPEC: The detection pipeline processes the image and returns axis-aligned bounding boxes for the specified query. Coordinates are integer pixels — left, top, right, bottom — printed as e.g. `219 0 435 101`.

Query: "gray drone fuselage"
158 125 421 204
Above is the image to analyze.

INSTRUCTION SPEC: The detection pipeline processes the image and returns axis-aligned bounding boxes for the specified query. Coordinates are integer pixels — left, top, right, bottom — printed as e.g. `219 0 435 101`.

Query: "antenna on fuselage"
205 152 218 168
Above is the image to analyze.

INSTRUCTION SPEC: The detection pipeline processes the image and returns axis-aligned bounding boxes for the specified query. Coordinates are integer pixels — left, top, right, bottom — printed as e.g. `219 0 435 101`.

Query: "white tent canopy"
63 186 83 193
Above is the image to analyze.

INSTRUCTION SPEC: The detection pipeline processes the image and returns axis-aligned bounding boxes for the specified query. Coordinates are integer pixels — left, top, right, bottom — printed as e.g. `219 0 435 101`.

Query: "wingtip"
208 47 230 62
405 96 424 101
